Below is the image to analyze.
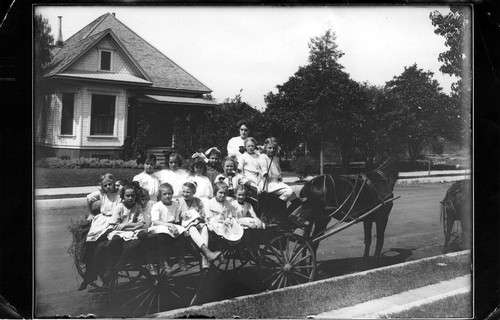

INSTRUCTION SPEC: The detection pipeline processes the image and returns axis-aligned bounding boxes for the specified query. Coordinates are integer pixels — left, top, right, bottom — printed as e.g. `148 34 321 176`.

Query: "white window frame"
98 49 113 72
89 93 118 137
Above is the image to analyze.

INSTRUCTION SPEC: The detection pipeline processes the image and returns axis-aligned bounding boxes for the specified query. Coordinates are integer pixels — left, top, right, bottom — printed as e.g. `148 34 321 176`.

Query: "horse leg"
373 208 390 260
363 220 373 259
310 218 329 255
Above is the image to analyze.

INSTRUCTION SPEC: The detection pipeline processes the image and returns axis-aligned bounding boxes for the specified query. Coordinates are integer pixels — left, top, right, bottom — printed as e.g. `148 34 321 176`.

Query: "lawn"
34 167 143 188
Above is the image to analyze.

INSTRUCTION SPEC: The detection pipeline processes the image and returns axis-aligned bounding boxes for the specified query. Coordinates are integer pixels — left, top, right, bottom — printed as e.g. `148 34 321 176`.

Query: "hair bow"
192 152 208 163
205 147 221 156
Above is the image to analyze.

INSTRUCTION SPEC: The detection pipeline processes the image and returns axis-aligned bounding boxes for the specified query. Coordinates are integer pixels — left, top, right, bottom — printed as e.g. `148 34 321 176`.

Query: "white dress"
227 136 246 161
206 197 236 236
133 172 160 200
238 152 261 186
106 203 144 241
86 189 122 242
147 201 185 237
155 169 189 197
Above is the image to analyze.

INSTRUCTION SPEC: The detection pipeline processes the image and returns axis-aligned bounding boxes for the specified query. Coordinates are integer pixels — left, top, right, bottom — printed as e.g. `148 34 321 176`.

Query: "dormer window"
99 49 112 71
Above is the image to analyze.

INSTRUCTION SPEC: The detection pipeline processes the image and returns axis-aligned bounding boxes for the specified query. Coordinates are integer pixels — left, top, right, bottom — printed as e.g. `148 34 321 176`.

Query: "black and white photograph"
18 2 491 318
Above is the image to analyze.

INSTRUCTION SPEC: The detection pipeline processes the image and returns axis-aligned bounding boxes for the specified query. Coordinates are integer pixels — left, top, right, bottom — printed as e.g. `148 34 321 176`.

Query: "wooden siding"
70 38 140 76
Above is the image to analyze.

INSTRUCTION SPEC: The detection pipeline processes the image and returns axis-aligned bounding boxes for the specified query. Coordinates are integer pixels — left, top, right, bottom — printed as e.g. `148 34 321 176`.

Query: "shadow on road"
315 248 415 280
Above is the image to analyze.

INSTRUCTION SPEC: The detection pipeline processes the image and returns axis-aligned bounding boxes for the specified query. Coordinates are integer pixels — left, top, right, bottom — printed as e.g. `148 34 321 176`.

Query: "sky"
35 5 462 110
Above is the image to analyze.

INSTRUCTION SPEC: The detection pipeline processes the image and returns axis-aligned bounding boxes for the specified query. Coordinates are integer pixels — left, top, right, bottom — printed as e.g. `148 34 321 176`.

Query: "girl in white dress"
79 173 121 291
233 185 263 260
206 181 237 238
188 157 213 208
147 183 186 274
178 182 221 269
215 157 257 200
133 154 160 200
205 147 223 185
238 137 261 187
155 152 189 198
104 184 146 280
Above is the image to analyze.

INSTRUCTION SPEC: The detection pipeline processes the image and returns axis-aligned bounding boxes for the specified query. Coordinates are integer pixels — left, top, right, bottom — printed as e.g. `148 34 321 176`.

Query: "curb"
150 250 471 319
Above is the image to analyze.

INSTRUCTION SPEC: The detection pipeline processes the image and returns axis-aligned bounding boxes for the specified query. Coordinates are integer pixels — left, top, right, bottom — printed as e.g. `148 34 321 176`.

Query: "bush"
35 157 140 169
290 155 319 181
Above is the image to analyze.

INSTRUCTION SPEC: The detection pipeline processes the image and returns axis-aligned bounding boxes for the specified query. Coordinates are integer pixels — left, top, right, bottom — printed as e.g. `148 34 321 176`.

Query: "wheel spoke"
131 287 155 317
291 270 311 281
262 269 282 284
271 272 284 289
265 245 285 264
291 252 313 266
289 245 306 264
145 289 157 316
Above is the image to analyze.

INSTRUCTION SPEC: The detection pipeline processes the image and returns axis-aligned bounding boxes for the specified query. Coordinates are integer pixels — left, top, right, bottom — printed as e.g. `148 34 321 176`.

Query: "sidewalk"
312 274 471 318
34 171 470 200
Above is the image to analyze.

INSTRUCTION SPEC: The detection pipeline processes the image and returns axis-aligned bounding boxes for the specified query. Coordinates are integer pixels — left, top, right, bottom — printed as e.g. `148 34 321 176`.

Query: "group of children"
78 137 301 291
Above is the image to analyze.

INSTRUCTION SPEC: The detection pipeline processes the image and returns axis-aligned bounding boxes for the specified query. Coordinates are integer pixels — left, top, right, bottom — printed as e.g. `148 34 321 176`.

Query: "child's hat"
205 147 221 156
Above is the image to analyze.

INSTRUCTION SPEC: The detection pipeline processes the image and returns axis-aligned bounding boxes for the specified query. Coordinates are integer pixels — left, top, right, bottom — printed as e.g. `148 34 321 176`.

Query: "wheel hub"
282 263 292 272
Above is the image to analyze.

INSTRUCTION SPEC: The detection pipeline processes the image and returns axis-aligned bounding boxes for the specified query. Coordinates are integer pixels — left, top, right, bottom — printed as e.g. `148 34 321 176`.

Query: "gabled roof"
44 13 211 93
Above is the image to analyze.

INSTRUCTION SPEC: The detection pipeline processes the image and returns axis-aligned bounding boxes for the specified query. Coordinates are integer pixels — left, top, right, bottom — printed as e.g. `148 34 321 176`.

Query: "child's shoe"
146 263 157 276
178 259 188 271
160 261 172 275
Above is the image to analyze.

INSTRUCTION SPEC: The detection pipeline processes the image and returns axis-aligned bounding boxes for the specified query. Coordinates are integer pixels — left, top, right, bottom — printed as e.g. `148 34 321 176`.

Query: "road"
34 182 464 317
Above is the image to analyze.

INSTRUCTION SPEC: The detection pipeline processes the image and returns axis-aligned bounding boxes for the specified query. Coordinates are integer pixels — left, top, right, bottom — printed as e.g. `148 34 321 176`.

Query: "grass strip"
157 252 471 319
383 292 472 318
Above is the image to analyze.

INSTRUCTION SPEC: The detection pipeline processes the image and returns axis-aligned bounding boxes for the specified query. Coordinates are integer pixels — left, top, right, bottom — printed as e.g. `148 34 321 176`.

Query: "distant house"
35 12 218 161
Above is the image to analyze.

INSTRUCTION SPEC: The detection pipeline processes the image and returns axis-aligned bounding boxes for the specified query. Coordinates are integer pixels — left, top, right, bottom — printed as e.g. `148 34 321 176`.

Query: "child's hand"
116 223 127 231
181 212 189 220
86 214 95 221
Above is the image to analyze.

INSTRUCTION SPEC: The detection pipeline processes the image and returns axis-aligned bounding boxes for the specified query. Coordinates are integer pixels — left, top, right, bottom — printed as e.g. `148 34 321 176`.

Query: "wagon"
72 157 400 316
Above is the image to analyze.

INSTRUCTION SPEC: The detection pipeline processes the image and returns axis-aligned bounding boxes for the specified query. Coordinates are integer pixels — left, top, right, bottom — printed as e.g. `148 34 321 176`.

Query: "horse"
441 179 472 253
290 157 400 260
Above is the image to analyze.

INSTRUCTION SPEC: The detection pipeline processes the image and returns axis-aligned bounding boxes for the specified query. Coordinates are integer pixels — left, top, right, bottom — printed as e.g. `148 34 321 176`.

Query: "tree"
34 14 54 88
384 64 445 162
263 29 363 166
430 6 471 146
34 14 54 148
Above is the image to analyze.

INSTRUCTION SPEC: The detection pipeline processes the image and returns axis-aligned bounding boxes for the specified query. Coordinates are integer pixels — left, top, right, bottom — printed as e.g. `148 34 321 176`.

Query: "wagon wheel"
260 233 316 290
107 255 203 317
212 242 249 272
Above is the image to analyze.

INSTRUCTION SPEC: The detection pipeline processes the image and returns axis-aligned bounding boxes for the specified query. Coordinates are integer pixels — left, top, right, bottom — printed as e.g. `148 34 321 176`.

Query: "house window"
100 50 112 71
61 93 75 135
90 94 115 135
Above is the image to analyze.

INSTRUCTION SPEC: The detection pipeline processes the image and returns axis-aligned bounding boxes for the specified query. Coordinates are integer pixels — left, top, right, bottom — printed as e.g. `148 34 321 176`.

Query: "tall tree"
430 6 471 145
384 64 445 162
264 29 361 165
34 14 54 87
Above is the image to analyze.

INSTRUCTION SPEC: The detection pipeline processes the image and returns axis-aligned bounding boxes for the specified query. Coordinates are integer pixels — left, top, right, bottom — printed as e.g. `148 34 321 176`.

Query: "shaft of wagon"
311 195 401 244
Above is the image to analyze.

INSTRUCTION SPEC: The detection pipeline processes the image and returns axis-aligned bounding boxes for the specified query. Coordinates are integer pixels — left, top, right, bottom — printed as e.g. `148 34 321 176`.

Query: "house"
35 12 218 162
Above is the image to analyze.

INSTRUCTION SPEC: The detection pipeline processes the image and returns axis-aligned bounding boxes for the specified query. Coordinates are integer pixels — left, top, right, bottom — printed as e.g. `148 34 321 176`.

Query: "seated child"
103 183 146 284
79 173 122 291
146 183 186 274
233 185 264 260
178 182 221 269
206 181 237 236
189 156 214 208
205 147 223 185
133 153 160 200
258 137 302 220
215 157 257 200
238 137 261 188
155 152 189 198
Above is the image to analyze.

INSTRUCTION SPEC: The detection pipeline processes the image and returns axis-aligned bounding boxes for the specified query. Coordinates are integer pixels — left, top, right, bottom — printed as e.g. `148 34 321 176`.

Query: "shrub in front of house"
36 157 140 169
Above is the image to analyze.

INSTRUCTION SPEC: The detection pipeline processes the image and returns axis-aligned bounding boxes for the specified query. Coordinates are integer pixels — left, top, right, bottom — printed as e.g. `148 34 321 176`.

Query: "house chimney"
56 16 64 46
112 12 115 17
